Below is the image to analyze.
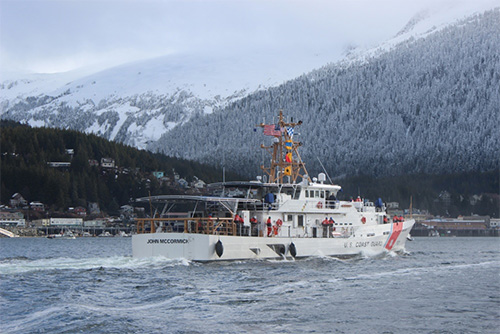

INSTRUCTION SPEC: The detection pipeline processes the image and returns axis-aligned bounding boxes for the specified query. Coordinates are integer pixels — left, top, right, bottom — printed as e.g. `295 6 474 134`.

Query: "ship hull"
132 220 414 261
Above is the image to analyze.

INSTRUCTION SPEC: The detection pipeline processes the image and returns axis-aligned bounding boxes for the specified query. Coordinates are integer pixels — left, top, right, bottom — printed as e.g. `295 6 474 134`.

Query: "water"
1 237 499 334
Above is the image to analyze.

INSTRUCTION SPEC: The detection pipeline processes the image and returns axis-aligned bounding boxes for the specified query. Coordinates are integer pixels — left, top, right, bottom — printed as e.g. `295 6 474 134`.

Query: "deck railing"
135 217 237 236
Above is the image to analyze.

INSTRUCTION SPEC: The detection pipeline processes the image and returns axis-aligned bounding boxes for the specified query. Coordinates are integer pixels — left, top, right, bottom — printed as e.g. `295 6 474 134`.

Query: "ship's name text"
147 238 189 244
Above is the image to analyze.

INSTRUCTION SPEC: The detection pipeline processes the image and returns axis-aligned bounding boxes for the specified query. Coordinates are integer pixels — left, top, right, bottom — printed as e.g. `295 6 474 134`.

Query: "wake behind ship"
132 111 415 261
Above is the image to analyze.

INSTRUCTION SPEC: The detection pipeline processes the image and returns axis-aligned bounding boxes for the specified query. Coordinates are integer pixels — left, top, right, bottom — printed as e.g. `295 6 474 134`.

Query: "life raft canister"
361 217 366 224
317 202 323 209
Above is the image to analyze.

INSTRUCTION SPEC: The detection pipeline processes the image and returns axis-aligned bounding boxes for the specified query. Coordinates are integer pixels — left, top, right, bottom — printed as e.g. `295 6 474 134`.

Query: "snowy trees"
154 9 500 178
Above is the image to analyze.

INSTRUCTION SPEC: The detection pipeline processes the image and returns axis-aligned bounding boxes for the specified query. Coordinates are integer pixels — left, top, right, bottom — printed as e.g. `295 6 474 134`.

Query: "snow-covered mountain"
341 0 499 62
1 1 499 175
1 49 332 148
152 9 500 178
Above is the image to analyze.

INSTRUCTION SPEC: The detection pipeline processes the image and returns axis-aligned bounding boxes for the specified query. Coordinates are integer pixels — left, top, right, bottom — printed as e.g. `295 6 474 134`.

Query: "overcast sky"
0 0 496 74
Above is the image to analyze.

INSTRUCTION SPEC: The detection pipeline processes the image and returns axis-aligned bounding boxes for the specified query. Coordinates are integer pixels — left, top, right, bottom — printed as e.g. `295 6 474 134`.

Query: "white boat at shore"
48 229 76 239
115 231 130 237
132 111 415 261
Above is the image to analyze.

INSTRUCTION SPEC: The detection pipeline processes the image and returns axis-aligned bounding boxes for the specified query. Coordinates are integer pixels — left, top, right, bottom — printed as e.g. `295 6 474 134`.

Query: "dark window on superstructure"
298 215 304 227
293 189 300 200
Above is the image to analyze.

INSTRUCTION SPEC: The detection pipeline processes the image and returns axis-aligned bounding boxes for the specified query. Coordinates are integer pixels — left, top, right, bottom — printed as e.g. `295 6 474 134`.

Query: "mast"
410 195 413 218
258 110 310 184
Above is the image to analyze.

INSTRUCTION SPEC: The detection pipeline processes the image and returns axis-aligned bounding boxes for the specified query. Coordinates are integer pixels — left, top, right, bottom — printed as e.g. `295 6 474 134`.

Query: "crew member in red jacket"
266 217 272 237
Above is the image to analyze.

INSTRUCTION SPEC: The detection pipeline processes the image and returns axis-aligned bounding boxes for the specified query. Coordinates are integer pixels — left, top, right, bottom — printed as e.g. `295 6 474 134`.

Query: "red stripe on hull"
385 222 403 250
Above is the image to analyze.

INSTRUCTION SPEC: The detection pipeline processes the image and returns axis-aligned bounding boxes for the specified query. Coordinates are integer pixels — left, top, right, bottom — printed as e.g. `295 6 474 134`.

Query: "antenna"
316 157 333 184
222 147 226 183
410 195 413 218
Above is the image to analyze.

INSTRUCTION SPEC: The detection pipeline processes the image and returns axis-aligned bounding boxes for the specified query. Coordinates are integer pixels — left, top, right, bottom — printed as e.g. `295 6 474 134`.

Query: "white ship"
132 111 415 261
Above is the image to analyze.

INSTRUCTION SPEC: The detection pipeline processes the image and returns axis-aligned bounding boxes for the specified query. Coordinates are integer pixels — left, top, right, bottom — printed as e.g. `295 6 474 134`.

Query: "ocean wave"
0 305 65 333
0 255 192 275
75 295 184 313
342 260 500 282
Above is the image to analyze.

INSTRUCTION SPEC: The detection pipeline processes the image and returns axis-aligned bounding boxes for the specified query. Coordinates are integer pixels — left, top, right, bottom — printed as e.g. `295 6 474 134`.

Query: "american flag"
263 124 282 136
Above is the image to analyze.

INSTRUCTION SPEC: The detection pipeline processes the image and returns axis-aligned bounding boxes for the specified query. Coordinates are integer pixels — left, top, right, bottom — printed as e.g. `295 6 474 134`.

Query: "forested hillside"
153 10 499 178
0 122 236 213
1 121 497 217
337 171 499 218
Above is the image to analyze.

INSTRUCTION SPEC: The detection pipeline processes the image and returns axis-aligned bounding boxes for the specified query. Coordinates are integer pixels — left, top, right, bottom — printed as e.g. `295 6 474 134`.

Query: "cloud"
0 0 485 74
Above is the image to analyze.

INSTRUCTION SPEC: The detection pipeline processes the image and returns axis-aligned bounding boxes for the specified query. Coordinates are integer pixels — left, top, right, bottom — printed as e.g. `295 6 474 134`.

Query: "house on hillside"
177 178 189 189
153 171 164 179
436 191 452 205
69 206 87 217
101 158 115 168
191 177 206 189
88 159 99 167
88 202 101 215
66 149 74 159
30 201 45 211
120 205 133 213
10 193 27 208
172 169 180 181
159 175 171 184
